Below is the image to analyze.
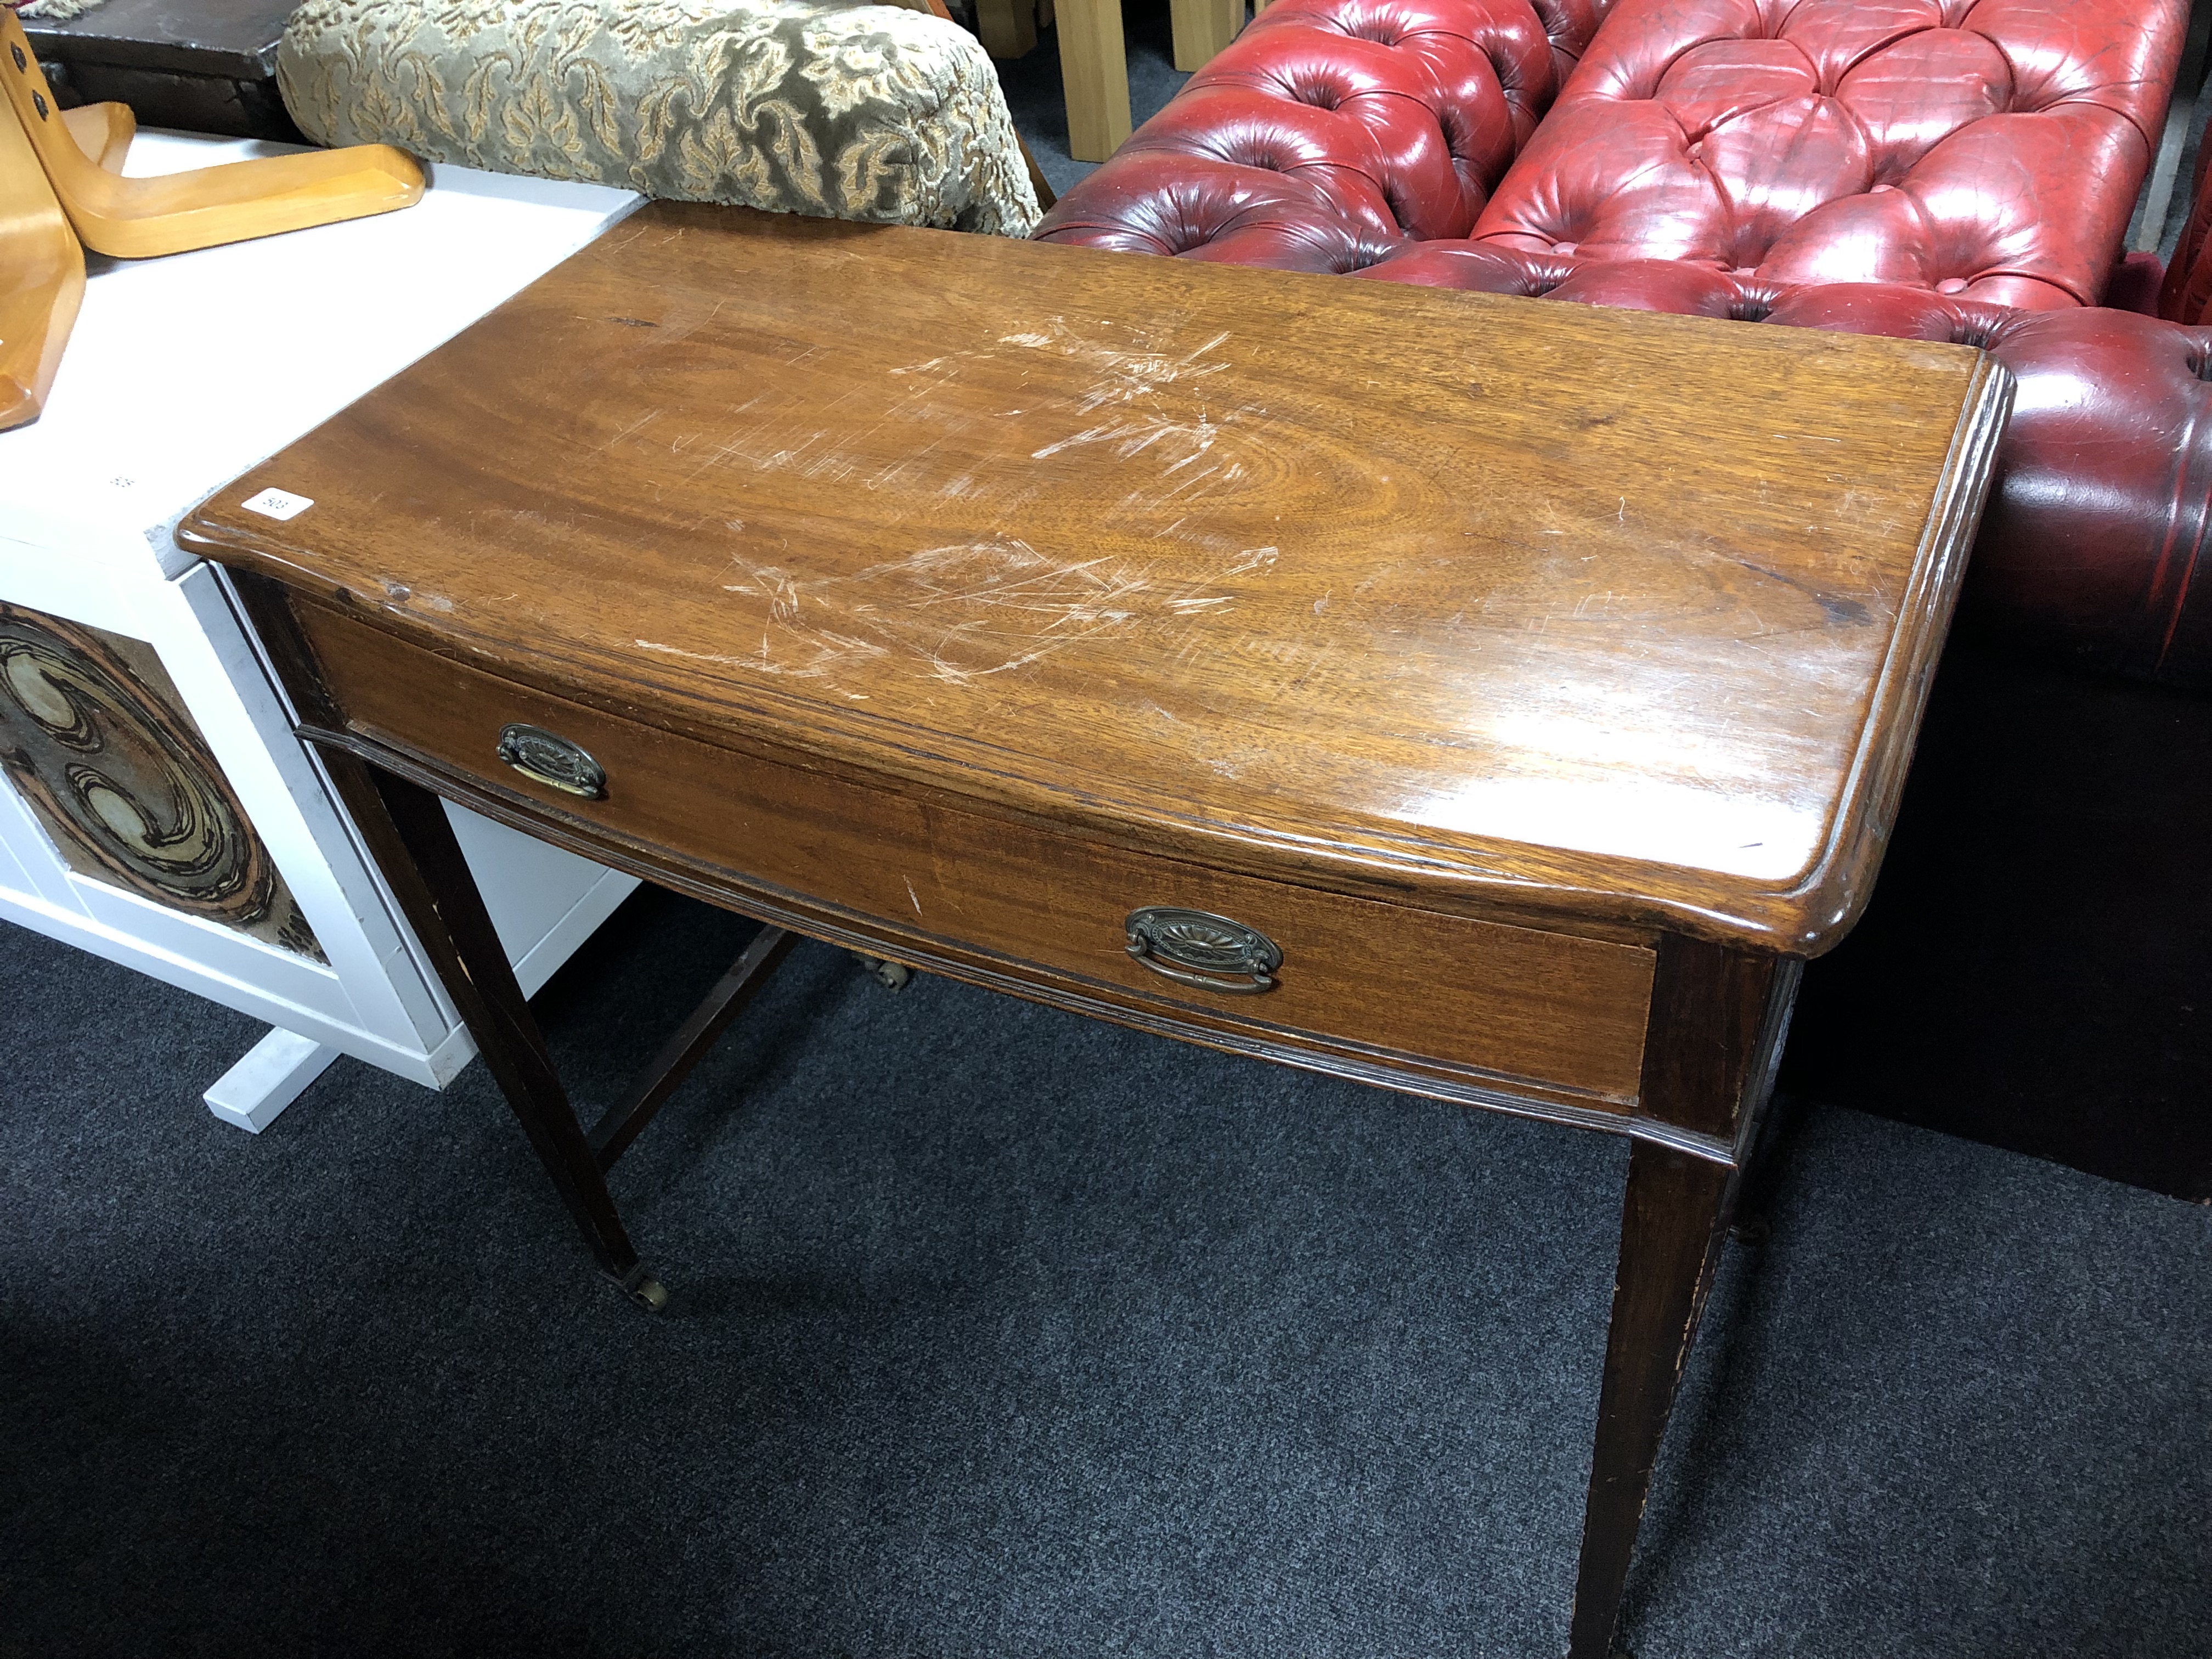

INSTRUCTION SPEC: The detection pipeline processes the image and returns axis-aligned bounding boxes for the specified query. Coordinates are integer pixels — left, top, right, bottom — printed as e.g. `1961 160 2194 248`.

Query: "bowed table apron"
180 203 2010 1659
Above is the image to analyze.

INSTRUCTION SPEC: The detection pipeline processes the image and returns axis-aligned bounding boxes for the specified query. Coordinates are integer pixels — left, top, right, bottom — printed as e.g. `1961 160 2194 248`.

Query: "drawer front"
296 602 1655 1106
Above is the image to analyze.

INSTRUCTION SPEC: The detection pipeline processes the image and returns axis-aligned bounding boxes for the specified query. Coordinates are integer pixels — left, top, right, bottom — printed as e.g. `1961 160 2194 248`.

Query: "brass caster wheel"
629 1276 670 1312
851 952 912 992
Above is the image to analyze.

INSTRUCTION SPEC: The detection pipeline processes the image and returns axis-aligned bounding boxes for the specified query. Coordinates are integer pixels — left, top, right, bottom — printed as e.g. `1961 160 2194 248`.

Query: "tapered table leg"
1567 1143 1735 1659
1567 934 1795 1657
321 749 662 1307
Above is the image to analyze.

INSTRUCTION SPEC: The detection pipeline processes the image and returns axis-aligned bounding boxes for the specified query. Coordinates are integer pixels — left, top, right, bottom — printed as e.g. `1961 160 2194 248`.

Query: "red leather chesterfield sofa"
1037 0 2211 688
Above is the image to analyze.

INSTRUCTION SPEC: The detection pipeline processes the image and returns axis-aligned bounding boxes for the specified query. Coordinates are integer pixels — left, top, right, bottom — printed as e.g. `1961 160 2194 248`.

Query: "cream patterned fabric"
278 0 1039 234
15 1 111 21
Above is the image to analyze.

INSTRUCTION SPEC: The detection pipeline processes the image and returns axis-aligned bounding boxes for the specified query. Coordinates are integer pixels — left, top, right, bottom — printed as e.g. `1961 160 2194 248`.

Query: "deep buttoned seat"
1032 0 1610 269
1467 0 2185 308
1042 0 2188 300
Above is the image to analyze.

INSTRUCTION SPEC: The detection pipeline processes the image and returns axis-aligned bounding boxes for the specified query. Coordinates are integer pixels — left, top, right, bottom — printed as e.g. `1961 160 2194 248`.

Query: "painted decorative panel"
0 602 323 959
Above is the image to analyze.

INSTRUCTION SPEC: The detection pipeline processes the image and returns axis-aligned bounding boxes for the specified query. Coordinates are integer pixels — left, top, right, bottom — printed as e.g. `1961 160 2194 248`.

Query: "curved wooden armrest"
1 82 84 430
60 99 135 173
3 9 422 259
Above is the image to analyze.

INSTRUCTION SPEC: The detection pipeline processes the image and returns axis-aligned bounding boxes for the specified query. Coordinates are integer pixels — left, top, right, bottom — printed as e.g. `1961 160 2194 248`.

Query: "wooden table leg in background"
1170 0 1244 70
320 750 667 1308
1567 938 1798 1659
1054 0 1131 161
973 0 1038 59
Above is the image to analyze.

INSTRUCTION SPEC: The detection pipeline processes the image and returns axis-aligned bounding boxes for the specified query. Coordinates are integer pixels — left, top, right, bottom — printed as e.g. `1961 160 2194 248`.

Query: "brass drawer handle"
496 723 606 799
1124 906 1281 995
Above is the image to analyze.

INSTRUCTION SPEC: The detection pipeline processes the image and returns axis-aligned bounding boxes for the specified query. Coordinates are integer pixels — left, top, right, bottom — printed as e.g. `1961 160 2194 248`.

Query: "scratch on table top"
659 538 1271 689
1031 409 1223 466
597 410 659 453
996 319 1233 415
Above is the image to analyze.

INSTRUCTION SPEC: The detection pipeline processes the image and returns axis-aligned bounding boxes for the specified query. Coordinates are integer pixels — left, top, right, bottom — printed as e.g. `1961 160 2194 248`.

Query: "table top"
181 203 2010 953
0 131 637 578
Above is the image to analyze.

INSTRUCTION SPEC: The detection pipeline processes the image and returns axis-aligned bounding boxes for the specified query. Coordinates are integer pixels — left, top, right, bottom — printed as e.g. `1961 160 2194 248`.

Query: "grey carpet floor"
3 884 2208 1658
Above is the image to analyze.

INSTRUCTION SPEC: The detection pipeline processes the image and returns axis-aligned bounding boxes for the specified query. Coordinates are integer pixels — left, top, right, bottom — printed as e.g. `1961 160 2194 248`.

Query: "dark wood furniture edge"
187 522 1984 958
1637 935 1802 1144
1784 352 2016 951
23 13 282 81
1566 940 1798 1658
173 224 2012 956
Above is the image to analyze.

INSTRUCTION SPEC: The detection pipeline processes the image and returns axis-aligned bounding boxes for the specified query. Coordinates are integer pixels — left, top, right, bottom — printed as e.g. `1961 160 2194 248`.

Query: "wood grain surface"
60 101 136 172
0 86 82 432
2 98 132 430
182 203 2011 952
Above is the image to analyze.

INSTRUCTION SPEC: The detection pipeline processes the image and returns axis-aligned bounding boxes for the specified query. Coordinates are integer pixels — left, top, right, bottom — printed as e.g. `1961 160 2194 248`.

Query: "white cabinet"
0 131 645 1128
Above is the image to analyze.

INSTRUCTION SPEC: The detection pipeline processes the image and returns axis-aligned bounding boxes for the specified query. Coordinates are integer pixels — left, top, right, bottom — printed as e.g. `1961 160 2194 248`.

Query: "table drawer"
294 601 1655 1107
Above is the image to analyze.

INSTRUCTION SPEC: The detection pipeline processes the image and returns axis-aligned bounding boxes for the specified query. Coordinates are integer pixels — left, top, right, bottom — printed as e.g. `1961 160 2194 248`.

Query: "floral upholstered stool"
278 0 1041 234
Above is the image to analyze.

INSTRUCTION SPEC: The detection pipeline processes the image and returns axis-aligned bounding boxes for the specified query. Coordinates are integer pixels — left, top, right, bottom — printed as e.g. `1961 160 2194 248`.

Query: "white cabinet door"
0 134 649 1128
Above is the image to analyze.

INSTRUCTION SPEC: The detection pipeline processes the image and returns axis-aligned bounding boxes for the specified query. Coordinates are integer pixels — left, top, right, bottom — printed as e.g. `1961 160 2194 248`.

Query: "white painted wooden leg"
204 1028 341 1133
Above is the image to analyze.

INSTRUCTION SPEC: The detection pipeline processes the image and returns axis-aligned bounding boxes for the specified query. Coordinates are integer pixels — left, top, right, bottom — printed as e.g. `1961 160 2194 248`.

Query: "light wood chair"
0 92 88 432
2 100 144 427
1 5 426 431
3 9 421 262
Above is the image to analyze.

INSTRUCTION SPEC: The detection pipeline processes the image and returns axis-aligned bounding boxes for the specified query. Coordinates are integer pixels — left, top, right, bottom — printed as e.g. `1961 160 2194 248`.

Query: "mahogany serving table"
179 203 2010 1658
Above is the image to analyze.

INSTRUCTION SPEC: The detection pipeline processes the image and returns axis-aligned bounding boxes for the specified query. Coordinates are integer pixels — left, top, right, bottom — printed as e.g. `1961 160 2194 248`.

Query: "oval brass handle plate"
1124 906 1282 995
496 723 606 799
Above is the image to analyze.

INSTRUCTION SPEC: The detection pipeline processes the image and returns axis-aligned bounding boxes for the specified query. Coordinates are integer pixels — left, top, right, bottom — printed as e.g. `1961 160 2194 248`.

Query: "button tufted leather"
1037 0 1607 254
1471 0 2189 306
1967 309 2212 687
1042 0 2184 306
1029 148 1411 270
